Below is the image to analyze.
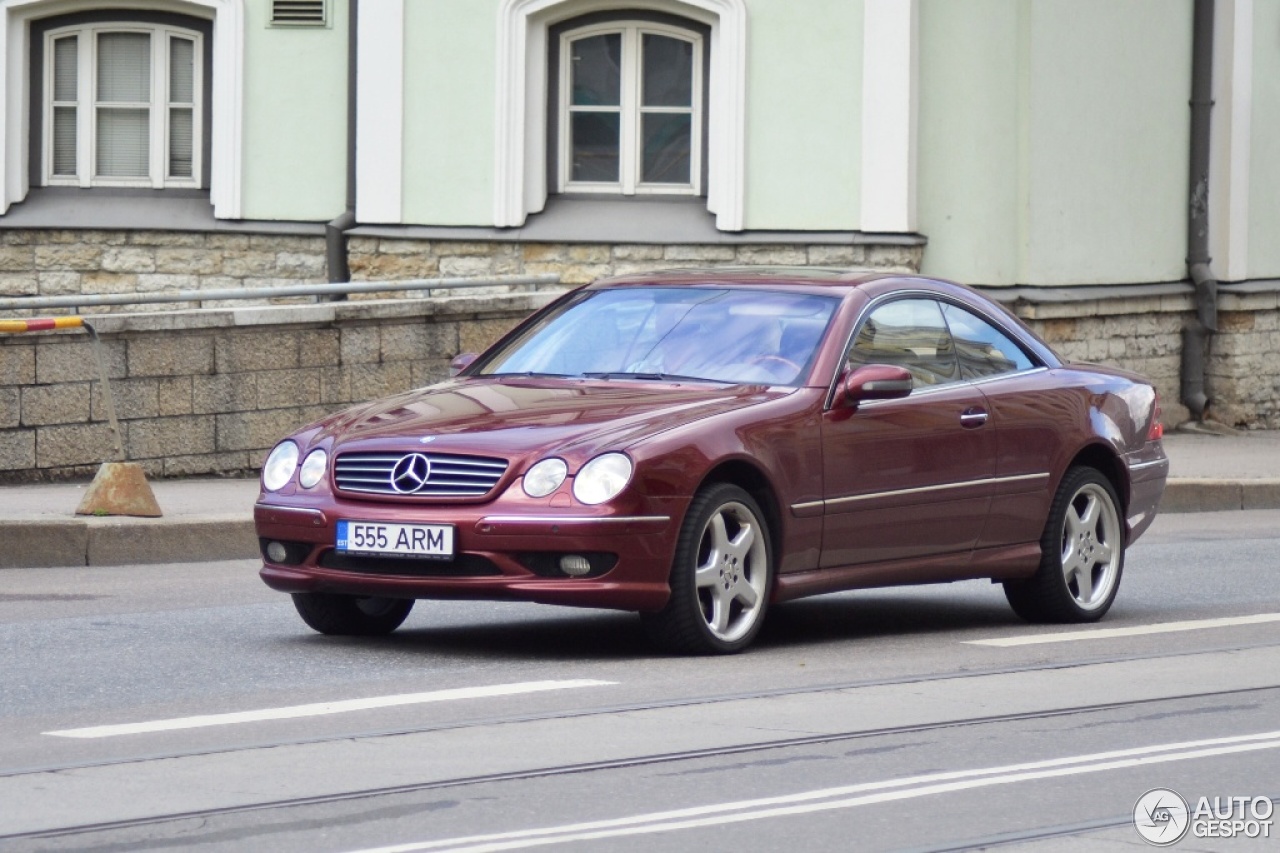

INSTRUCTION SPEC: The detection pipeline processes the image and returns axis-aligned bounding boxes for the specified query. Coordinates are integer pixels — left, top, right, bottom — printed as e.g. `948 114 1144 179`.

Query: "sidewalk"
0 431 1277 568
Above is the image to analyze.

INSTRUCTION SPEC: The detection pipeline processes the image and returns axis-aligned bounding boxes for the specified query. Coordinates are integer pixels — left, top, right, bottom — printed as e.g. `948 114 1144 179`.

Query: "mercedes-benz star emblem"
390 453 432 494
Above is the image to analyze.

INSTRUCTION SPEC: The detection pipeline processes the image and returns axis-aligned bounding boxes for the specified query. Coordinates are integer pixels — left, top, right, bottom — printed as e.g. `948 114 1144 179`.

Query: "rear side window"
940 303 1035 379
848 298 959 388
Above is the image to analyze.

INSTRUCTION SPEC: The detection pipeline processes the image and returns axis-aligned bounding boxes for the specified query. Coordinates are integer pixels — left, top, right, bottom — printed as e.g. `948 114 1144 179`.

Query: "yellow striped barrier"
0 316 85 334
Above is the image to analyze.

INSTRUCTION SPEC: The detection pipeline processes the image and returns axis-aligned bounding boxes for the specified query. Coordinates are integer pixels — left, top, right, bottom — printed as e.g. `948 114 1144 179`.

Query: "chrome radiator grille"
333 451 509 498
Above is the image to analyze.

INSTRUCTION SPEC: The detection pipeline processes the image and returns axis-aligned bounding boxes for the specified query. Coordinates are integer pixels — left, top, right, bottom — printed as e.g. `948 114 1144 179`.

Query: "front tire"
291 593 414 636
642 483 773 654
1003 466 1125 623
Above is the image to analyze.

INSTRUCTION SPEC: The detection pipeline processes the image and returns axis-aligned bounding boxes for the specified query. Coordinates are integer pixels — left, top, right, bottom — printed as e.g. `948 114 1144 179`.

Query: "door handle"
960 407 988 428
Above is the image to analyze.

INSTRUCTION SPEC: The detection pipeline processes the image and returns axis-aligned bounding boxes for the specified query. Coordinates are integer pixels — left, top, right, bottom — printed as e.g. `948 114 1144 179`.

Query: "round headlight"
572 453 633 505
298 448 328 489
262 441 299 491
523 458 568 498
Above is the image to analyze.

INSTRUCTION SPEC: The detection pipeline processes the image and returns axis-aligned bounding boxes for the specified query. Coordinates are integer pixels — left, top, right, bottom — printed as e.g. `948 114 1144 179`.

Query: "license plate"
336 521 455 559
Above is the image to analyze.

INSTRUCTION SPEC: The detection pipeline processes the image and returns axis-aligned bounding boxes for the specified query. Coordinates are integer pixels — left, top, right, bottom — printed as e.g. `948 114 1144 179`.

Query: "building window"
43 24 202 188
559 22 702 195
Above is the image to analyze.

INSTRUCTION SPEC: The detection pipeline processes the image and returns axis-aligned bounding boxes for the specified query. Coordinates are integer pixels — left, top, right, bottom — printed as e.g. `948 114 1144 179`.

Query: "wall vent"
271 0 327 27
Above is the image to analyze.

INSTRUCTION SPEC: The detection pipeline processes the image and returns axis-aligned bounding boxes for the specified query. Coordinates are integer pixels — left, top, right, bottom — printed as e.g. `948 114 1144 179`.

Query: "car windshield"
477 287 839 385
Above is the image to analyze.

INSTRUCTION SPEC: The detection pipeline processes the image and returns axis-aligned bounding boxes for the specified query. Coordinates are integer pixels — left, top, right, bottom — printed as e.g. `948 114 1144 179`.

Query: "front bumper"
255 494 686 612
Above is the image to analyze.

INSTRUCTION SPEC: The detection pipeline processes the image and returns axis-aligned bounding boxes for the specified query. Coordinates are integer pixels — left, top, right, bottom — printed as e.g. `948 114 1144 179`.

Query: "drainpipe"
323 0 359 293
1181 0 1217 421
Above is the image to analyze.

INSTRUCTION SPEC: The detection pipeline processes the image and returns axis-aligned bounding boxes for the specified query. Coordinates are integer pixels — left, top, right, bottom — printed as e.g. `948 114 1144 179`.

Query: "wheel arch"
698 458 784 570
1065 442 1130 518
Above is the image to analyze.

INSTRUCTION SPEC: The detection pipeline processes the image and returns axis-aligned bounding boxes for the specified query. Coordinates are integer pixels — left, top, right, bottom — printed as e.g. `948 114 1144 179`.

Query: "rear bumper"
1125 447 1169 543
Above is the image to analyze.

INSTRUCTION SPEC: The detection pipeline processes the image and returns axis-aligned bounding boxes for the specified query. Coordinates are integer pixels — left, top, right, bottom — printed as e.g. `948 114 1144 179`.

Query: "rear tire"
291 593 414 635
1003 466 1125 623
641 483 773 655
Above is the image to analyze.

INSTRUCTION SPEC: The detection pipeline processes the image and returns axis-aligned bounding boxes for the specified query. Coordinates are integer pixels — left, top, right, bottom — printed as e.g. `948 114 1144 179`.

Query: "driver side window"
848 299 959 388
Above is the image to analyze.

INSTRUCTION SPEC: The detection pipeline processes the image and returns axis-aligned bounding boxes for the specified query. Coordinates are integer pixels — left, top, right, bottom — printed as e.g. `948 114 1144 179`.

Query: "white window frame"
558 21 702 196
42 22 203 189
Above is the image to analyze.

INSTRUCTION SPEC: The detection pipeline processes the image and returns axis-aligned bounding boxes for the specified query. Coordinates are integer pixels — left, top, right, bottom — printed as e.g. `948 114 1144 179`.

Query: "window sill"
0 188 325 235
352 196 927 247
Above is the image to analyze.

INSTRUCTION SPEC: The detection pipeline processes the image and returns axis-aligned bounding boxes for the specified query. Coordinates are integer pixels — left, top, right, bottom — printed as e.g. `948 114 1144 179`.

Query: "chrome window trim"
791 472 1051 513
824 289 1048 411
1127 458 1168 472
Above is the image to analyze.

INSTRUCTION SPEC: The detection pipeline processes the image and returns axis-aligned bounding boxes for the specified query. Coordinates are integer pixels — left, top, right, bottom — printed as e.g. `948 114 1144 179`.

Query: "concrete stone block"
411 360 450 388
344 362 414 401
75 461 162 517
22 383 91 425
256 368 322 408
439 255 495 277
101 247 156 273
0 346 36 385
37 339 126 383
91 377 159 421
221 252 279 277
37 271 82 296
0 388 17 428
459 319 514 355
807 245 862 266
0 274 37 296
493 245 523 275
126 415 215 459
0 231 34 245
568 245 611 263
296 329 341 367
0 246 32 271
664 244 735 262
154 248 222 275
131 231 206 247
158 377 193 416
561 263 611 284
275 252 326 276
864 245 923 271
522 244 568 263
216 331 300 373
734 245 807 265
435 241 497 257
82 271 140 294
382 323 457 360
320 367 352 404
340 326 381 364
33 245 102 271
0 521 87 567
612 245 664 261
611 261 672 277
193 373 259 414
376 238 430 255
1159 480 1242 513
249 235 321 253
35 422 121 467
205 234 251 250
129 335 214 377
349 252 439 280
0 429 35 470
215 408 318 452
135 273 199 293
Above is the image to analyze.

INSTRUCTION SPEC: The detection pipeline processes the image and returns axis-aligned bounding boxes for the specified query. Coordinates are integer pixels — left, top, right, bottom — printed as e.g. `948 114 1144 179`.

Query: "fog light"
559 555 592 577
266 541 289 563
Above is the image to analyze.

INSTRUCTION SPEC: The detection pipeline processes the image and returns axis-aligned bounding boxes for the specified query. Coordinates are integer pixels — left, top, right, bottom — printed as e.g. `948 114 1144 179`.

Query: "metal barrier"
0 273 563 312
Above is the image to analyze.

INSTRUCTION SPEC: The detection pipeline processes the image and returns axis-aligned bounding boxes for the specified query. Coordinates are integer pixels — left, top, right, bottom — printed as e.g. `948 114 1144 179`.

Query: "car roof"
589 266 904 293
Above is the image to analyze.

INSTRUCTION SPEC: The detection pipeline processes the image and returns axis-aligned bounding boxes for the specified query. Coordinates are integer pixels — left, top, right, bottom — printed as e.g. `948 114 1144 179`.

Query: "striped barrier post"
0 315 125 461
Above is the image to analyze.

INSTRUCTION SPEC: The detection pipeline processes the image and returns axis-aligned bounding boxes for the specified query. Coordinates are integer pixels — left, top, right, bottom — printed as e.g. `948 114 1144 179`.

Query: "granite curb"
0 478 1275 569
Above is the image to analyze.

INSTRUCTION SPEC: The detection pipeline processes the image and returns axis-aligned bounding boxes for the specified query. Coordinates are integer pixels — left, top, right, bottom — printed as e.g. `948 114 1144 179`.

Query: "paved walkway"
0 430 1276 568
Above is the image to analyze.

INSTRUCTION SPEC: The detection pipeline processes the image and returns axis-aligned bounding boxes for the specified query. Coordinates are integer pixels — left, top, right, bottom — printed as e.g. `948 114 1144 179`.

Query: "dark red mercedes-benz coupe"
255 268 1168 653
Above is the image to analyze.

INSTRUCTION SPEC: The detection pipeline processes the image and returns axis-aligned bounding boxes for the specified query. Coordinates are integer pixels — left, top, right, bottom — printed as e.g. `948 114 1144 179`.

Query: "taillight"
1147 391 1164 441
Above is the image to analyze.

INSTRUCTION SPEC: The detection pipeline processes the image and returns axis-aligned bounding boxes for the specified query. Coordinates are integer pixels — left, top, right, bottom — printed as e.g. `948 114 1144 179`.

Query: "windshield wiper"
489 371 576 378
582 372 718 383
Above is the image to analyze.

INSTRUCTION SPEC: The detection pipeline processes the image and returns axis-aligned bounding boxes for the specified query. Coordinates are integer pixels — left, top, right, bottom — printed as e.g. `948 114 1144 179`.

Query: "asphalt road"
1 510 1278 852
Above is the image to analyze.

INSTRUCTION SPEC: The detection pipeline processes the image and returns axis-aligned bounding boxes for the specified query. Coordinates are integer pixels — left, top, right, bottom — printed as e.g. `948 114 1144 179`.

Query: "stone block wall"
1010 288 1280 429
0 293 557 482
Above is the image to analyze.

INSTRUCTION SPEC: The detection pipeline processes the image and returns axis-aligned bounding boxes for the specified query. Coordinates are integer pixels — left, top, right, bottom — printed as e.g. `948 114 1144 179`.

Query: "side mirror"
449 353 479 377
839 364 913 407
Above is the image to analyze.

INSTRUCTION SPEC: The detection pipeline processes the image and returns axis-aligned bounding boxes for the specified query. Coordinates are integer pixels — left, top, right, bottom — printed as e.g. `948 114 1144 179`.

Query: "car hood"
312 377 790 461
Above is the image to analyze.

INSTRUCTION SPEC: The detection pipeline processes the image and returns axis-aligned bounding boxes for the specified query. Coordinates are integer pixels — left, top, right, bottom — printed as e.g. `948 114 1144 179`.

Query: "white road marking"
349 729 1280 853
44 680 616 739
965 612 1280 647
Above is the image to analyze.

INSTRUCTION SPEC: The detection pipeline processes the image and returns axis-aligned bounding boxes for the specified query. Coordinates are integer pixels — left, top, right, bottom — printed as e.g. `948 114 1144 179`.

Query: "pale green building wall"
920 0 1191 287
401 0 495 226
741 0 861 230
1248 0 1280 279
240 0 349 221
